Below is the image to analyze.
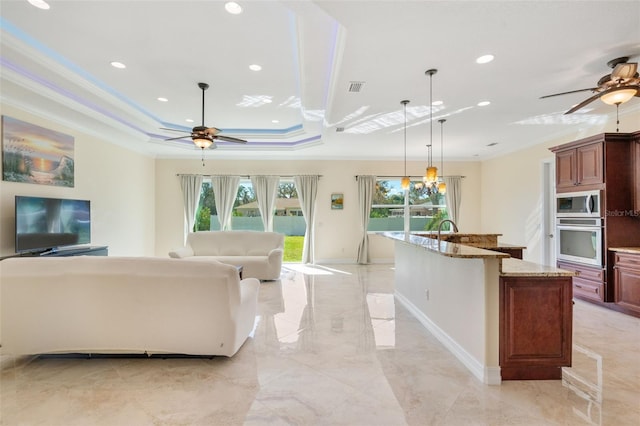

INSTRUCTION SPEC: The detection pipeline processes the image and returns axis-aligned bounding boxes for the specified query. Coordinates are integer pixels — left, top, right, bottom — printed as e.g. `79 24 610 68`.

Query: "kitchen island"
384 232 574 384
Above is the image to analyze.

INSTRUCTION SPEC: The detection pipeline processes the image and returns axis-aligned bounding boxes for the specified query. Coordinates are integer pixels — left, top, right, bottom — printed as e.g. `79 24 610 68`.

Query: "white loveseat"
0 256 259 357
169 231 284 280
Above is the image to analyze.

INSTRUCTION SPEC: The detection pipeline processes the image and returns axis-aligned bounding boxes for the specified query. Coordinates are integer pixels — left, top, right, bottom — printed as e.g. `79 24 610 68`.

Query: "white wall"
0 106 156 257
154 158 482 262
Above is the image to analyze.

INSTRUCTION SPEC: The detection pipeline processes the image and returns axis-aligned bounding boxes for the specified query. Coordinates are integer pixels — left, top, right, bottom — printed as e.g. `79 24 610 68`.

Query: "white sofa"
169 231 284 280
0 256 260 357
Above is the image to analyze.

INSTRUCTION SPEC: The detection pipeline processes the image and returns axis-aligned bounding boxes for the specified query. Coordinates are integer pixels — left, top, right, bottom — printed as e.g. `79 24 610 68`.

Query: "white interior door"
542 159 557 266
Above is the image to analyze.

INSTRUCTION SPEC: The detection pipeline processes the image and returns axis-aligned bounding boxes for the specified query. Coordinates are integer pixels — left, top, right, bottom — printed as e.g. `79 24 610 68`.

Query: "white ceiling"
1 0 639 162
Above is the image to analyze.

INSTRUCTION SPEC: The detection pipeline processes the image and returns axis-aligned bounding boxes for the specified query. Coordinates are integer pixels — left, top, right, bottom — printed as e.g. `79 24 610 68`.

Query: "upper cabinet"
550 133 633 195
554 142 603 191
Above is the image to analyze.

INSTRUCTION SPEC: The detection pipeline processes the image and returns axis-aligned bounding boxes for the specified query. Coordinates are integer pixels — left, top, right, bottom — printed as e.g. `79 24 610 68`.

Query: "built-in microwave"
556 217 603 266
556 190 601 218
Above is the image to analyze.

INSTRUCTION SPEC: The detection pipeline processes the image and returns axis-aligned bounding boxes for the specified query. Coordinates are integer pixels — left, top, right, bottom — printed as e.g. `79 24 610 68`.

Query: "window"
367 179 448 232
194 180 215 231
194 178 304 261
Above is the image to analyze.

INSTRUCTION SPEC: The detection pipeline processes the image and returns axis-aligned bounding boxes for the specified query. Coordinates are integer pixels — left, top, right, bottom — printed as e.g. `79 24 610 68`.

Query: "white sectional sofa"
169 231 284 280
0 256 260 357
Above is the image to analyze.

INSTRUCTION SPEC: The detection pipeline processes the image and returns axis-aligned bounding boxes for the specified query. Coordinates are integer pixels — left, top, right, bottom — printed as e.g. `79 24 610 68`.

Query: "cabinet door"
499 276 573 380
576 142 603 186
614 253 640 316
556 149 576 189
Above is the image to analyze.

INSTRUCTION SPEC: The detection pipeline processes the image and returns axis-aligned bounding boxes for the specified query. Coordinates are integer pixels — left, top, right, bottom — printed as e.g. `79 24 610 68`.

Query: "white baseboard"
312 258 394 265
394 291 501 385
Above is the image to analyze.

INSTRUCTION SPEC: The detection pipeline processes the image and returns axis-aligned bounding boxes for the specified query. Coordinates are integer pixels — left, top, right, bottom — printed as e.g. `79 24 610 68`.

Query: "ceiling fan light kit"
600 88 638 105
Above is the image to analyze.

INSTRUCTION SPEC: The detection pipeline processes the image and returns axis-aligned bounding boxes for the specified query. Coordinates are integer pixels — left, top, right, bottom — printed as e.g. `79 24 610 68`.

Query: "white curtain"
211 175 240 231
251 175 280 232
444 176 462 224
179 174 203 241
357 175 376 264
294 175 319 264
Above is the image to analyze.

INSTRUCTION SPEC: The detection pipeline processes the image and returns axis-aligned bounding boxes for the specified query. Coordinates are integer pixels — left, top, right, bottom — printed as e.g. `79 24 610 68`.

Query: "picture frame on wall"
2 115 75 187
331 193 344 210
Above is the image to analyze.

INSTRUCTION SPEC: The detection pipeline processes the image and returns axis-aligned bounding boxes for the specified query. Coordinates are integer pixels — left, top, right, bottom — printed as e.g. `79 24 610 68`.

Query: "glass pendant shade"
600 88 637 106
438 182 447 194
193 137 213 149
401 176 411 190
425 166 438 184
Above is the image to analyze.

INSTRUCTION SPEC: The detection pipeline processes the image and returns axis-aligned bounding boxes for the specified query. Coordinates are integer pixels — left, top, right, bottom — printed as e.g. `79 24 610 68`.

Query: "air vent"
336 127 345 133
487 142 498 147
348 81 365 92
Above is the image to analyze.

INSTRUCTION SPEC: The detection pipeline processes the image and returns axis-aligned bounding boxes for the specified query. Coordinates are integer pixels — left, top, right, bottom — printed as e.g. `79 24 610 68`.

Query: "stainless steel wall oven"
556 217 603 266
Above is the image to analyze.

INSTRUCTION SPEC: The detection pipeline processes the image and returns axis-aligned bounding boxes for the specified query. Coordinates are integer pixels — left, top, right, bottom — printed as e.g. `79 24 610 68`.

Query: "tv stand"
1 246 108 261
41 246 108 257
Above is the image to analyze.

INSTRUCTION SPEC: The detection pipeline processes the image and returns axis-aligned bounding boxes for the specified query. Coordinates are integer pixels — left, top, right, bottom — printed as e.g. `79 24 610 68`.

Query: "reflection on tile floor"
1 264 639 425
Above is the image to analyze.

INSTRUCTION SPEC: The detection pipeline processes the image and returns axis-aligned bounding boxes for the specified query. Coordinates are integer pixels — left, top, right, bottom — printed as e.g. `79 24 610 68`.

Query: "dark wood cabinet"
557 261 605 303
497 247 523 259
551 132 640 313
553 141 603 191
613 251 640 317
499 276 573 380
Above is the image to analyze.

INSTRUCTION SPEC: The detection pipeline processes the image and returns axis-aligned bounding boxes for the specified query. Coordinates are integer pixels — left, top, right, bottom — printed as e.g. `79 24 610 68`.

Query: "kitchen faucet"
437 219 459 243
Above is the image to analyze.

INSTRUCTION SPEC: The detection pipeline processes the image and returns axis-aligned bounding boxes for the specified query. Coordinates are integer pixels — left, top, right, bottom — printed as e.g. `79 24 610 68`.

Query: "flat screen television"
15 195 91 254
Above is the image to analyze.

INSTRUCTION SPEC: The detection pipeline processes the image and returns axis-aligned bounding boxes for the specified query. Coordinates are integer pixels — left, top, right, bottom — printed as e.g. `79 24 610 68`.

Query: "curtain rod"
176 174 322 178
355 175 466 180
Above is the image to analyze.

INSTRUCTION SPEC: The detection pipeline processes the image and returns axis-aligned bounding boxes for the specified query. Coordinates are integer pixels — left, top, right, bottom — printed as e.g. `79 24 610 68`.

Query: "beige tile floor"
1 264 639 425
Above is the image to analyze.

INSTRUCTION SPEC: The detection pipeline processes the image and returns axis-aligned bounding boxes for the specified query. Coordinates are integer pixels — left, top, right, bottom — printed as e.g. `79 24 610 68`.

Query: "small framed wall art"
331 193 344 210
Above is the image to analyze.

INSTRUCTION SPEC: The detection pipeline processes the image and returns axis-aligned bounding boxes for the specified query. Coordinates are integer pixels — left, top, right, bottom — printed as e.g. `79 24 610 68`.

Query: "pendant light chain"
424 69 438 189
401 100 410 190
439 119 446 176
429 71 433 168
404 101 408 176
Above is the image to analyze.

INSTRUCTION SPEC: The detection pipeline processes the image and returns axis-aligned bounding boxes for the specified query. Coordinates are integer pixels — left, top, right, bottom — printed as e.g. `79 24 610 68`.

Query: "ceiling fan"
540 56 640 114
161 82 247 149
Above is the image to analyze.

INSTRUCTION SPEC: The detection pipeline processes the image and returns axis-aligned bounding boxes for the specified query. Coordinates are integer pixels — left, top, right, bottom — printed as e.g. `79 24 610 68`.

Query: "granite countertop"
414 232 503 237
383 232 509 259
609 247 640 254
500 258 577 277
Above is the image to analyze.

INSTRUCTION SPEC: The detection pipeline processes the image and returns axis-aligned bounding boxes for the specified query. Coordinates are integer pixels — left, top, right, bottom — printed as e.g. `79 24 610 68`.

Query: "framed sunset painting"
2 116 75 187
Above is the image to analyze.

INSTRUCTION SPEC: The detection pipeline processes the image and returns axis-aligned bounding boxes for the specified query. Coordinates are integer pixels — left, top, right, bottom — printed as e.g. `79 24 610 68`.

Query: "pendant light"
400 100 411 190
424 69 438 187
438 119 447 194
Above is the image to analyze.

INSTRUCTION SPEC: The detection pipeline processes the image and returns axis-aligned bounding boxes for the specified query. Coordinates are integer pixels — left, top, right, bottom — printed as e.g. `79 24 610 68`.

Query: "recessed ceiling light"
28 0 50 10
185 119 194 123
249 64 262 71
157 97 168 102
225 2 242 14
477 101 491 107
263 99 273 104
476 54 495 64
432 100 443 106
272 120 279 123
110 61 126 69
